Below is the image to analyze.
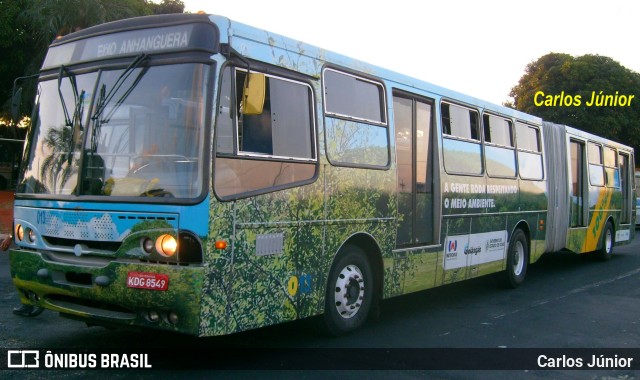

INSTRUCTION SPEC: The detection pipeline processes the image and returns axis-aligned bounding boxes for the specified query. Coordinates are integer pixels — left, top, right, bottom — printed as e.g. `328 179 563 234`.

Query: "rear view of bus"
10 14 216 335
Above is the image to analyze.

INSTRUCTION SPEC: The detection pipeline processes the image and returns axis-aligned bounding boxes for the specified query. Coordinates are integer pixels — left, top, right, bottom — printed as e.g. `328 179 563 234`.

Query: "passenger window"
483 114 513 147
442 103 479 140
515 122 541 152
214 67 317 199
234 70 314 159
441 103 482 175
588 142 605 187
323 68 390 168
484 114 516 177
515 122 543 180
604 146 619 187
323 68 386 124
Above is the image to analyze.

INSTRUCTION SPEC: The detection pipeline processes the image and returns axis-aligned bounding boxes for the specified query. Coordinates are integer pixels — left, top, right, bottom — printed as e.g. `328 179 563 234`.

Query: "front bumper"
9 248 204 335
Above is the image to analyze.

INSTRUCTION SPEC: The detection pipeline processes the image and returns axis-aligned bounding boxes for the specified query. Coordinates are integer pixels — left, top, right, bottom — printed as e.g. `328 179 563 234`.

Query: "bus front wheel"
503 229 528 288
324 245 373 336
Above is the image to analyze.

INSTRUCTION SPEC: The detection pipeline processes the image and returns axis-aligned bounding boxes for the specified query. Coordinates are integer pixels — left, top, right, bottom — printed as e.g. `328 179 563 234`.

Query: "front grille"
43 235 122 252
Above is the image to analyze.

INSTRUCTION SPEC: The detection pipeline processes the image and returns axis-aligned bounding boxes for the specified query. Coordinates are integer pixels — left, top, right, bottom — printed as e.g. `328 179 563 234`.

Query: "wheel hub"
605 229 613 253
334 264 365 319
513 241 525 276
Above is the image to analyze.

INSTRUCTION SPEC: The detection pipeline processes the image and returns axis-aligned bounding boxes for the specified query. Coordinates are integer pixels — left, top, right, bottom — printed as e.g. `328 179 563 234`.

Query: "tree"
0 0 34 120
149 0 185 14
22 0 153 64
509 53 640 165
20 0 184 48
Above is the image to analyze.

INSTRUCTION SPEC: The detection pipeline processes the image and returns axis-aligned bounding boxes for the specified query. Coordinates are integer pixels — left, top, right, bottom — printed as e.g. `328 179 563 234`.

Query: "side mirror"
11 87 22 123
241 73 265 115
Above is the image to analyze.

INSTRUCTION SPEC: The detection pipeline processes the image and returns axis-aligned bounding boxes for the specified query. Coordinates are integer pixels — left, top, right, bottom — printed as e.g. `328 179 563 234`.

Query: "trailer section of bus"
544 122 635 257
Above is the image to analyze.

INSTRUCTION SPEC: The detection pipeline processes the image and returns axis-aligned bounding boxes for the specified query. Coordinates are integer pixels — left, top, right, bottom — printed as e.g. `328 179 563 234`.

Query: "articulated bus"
9 14 635 336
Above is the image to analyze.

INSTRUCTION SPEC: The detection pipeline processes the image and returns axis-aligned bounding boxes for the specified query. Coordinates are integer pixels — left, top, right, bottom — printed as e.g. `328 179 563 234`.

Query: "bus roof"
209 14 541 125
561 123 633 151
51 13 214 45
49 12 539 125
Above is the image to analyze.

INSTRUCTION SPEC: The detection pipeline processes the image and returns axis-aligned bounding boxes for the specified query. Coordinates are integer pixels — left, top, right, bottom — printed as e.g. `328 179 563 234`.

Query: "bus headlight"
28 229 36 243
142 237 154 254
15 224 24 241
155 234 177 257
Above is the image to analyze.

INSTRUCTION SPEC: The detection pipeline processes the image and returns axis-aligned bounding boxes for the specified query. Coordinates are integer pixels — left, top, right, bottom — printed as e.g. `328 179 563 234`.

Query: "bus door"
393 93 436 247
619 151 631 224
569 139 586 228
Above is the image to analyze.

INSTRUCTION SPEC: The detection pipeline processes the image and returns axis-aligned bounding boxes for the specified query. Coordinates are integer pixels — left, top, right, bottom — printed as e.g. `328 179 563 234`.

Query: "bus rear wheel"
596 221 614 261
324 245 373 336
503 229 528 288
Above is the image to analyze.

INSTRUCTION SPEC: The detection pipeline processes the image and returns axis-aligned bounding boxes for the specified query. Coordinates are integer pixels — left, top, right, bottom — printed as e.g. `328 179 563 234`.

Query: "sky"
178 0 640 105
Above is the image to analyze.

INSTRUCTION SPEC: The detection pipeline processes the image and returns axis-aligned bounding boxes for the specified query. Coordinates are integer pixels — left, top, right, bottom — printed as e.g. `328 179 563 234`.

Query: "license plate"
127 271 169 291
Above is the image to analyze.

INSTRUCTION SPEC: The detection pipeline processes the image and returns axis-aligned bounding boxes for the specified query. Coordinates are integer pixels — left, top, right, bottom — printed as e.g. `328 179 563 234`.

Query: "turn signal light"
214 240 227 250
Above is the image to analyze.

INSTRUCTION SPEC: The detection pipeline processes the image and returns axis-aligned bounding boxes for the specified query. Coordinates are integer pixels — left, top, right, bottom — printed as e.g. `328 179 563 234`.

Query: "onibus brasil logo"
6 350 152 369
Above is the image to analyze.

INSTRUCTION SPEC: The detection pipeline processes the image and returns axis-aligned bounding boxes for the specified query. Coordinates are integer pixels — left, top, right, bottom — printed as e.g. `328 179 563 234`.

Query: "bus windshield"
18 62 208 199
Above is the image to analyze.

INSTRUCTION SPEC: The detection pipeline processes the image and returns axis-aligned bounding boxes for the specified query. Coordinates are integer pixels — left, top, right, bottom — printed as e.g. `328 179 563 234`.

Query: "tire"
503 229 528 288
596 221 614 261
324 245 374 336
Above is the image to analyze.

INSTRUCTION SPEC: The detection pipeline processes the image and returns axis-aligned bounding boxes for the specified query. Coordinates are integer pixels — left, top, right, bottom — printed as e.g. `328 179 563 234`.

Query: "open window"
214 66 317 199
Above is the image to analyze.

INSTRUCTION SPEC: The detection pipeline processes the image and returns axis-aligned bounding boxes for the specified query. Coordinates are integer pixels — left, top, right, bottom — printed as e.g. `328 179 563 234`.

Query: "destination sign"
42 23 217 69
93 29 190 58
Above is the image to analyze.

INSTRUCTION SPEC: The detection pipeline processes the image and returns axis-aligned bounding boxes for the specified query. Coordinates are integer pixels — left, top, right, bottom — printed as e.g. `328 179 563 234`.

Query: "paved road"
1 233 639 379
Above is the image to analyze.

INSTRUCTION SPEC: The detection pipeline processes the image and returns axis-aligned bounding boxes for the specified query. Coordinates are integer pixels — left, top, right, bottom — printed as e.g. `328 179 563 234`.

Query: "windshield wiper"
57 65 80 128
88 53 149 159
91 53 149 124
57 65 86 165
